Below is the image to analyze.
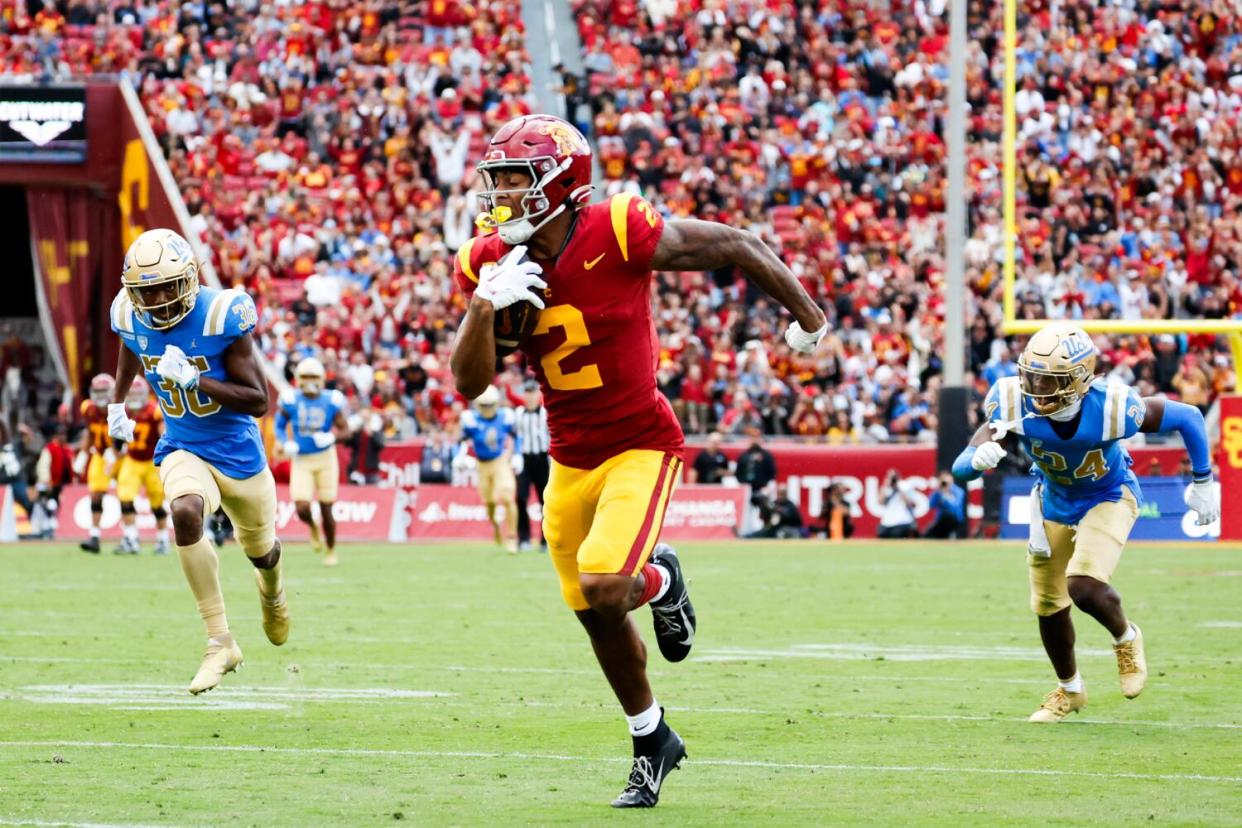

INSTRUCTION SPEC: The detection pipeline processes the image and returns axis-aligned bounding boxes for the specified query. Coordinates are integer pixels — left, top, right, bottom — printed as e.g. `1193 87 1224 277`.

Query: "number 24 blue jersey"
111 286 267 479
985 376 1145 525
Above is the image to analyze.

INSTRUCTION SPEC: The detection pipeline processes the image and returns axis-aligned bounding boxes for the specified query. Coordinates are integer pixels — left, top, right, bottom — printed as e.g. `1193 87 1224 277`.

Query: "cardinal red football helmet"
89 373 115 407
476 115 593 244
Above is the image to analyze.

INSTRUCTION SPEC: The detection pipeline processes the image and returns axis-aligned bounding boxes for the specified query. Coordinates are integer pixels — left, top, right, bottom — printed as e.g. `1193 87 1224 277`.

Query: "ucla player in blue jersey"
456 385 521 552
954 322 1219 723
105 228 289 695
276 357 351 566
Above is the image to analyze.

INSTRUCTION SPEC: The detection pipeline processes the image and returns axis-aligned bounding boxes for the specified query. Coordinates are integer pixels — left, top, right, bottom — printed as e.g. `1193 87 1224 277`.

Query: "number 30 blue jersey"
111 286 267 479
985 376 1145 525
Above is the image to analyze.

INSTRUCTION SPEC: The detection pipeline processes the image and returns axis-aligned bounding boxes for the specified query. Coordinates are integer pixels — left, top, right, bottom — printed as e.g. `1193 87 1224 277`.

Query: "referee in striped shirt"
513 380 550 551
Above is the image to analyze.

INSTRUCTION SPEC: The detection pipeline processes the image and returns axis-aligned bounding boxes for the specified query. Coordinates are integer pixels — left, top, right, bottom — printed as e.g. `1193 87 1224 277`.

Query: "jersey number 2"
140 355 221 418
533 305 603 392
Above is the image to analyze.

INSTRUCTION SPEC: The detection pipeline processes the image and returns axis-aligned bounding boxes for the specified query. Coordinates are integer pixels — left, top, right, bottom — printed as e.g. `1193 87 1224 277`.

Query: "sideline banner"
1218 395 1242 542
1000 476 1218 542
406 484 749 541
377 441 1190 538
55 484 408 543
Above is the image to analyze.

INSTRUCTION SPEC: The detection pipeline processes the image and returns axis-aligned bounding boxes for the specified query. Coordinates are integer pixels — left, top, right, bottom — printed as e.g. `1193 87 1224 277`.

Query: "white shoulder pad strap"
996 375 1023 429
1102 379 1130 442
111 289 135 333
202 288 245 336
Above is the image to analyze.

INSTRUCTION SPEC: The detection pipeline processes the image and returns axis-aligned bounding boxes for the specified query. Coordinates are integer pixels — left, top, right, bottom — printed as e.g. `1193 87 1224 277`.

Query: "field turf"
1 540 1240 826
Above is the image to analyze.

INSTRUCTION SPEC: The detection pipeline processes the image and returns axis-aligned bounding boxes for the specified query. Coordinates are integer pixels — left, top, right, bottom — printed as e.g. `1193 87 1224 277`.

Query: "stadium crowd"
1 0 1239 445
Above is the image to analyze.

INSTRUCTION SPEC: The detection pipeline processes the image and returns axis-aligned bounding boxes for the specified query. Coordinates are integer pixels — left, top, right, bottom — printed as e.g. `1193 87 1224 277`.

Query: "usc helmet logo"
1223 416 1242 469
538 122 587 156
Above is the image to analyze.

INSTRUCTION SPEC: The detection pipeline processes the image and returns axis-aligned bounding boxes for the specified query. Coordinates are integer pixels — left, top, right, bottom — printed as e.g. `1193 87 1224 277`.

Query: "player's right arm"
952 381 1020 482
450 297 498 400
450 240 545 399
112 346 142 405
275 389 294 438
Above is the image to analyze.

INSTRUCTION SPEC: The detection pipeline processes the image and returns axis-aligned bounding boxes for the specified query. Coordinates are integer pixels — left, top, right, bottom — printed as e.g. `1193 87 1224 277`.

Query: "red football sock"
634 563 667 608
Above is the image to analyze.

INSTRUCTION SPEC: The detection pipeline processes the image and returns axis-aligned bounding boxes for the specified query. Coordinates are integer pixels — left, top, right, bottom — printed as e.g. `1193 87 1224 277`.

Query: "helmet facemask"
89 374 114 407
1018 362 1091 416
127 265 200 330
296 357 325 396
297 375 324 396
126 380 149 413
476 158 572 244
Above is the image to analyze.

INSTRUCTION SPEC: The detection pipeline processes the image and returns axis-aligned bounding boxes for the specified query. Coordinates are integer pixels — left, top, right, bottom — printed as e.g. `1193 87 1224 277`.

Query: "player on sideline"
276 357 350 566
450 114 827 807
456 384 520 553
107 228 289 694
76 373 119 553
953 322 1219 723
114 377 171 554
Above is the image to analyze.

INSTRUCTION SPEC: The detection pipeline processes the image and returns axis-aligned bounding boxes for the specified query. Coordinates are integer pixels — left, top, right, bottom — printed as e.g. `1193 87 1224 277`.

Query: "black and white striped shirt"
515 405 550 456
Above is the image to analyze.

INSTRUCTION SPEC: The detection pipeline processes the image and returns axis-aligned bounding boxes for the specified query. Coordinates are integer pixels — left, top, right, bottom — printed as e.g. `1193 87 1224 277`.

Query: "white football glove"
156 344 200 390
474 245 547 311
972 440 1007 472
784 319 828 354
72 451 88 477
283 440 300 457
0 444 20 479
1027 483 1051 558
311 431 336 450
1185 478 1220 526
510 453 524 477
107 403 136 442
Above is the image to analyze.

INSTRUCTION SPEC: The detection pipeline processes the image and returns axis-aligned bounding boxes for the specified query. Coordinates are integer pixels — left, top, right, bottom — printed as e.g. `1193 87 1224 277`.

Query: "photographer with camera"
744 484 805 539
825 482 854 540
925 472 967 539
877 468 917 539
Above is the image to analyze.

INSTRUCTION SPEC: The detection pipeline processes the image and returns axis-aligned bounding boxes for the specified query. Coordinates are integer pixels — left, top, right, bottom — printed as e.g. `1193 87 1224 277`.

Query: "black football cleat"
611 719 686 808
648 544 696 662
79 536 100 554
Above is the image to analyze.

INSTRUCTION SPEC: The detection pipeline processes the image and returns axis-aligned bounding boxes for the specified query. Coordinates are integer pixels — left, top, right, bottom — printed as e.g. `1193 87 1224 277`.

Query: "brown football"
494 289 545 357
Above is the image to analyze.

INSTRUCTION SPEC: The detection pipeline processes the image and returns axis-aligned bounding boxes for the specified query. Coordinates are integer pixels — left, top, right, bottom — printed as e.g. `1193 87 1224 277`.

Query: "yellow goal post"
997 0 1242 386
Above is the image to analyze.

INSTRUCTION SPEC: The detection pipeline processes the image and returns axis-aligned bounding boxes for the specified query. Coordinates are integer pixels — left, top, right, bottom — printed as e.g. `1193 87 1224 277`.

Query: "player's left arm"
651 218 827 344
1140 395 1218 524
198 333 269 417
331 408 352 441
1139 397 1212 478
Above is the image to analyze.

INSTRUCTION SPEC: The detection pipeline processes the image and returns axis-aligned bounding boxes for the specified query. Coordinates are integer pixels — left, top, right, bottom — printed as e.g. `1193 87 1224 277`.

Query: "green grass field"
1 540 1240 827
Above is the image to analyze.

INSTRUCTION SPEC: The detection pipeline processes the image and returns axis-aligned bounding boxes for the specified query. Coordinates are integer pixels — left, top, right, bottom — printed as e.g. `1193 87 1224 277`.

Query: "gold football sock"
251 554 283 599
177 536 230 640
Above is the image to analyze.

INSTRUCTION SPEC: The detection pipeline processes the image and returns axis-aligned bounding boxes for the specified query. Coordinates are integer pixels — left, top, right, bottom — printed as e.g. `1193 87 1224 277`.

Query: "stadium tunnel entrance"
0 80 226 412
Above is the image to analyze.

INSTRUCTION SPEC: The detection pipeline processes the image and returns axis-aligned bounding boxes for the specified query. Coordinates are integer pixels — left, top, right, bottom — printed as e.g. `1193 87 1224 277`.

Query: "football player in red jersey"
115 378 170 555
451 115 827 808
76 373 119 554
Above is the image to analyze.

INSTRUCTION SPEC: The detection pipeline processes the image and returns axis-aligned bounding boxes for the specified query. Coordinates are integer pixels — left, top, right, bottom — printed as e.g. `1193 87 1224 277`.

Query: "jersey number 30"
139 355 221 418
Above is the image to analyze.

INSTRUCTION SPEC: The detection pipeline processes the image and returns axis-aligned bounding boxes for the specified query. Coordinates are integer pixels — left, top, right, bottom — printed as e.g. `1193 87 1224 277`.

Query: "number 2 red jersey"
454 193 684 469
126 401 163 462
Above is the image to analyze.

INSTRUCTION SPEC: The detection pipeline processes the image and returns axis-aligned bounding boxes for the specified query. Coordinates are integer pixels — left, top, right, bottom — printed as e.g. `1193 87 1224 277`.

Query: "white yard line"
6 684 1236 732
0 822 172 828
1 740 1238 785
